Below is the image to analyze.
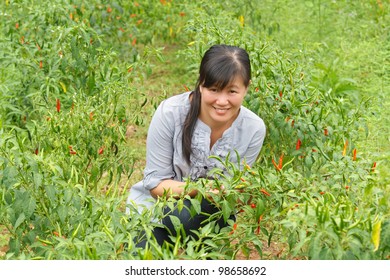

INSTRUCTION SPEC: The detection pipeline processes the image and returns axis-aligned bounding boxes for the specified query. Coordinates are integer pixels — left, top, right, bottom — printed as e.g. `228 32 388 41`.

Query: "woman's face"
199 76 248 129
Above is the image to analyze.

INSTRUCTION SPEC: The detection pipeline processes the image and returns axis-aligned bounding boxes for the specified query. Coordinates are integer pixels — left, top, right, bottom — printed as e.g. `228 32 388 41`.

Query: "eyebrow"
227 83 242 88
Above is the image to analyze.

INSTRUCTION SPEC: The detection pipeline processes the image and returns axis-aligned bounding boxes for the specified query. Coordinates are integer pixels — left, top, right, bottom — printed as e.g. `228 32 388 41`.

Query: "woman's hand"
204 182 225 206
150 179 198 199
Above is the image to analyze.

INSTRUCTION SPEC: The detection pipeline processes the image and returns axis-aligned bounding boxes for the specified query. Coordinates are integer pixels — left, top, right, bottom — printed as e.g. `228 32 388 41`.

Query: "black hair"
182 44 251 163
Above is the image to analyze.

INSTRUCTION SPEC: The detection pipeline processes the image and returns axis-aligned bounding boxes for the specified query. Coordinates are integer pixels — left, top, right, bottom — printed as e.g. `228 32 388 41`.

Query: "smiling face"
199 76 248 129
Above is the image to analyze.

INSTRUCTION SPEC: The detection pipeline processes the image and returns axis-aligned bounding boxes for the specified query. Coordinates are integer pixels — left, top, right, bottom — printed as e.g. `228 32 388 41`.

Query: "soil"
0 226 9 258
233 239 289 260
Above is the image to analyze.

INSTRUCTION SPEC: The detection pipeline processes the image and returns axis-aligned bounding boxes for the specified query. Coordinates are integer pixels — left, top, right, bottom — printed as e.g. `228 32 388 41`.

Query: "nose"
215 92 229 106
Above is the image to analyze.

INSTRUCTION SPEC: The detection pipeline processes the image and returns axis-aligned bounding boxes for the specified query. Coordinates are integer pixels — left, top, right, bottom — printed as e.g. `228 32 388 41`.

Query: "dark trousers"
135 198 234 248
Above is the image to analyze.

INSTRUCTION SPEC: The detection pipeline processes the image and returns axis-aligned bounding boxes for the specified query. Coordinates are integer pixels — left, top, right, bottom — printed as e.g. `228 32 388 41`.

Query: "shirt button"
204 166 208 169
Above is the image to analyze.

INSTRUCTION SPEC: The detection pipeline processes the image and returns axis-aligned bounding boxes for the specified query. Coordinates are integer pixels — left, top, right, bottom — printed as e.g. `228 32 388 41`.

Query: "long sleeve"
143 100 177 190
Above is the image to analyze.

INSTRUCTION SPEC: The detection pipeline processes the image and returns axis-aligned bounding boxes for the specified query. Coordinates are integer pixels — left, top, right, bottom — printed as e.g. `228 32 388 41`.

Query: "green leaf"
168 215 182 233
45 185 57 206
57 205 67 223
221 200 232 222
189 198 201 215
33 172 43 188
64 189 73 204
24 196 36 219
256 199 265 220
13 213 25 231
2 166 18 188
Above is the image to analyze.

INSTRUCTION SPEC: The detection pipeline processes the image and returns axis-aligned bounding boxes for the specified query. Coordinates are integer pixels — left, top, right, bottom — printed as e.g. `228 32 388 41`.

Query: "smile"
213 106 230 112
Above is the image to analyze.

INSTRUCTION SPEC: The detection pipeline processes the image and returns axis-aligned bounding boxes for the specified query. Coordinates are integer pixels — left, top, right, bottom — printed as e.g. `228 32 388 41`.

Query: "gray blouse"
127 91 266 211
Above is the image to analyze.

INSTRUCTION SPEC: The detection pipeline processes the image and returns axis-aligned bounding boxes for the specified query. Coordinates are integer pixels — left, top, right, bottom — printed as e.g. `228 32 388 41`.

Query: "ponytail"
182 87 201 163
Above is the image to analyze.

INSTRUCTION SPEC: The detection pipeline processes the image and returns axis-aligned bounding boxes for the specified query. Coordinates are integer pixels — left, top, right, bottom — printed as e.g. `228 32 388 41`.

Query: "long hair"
182 45 251 163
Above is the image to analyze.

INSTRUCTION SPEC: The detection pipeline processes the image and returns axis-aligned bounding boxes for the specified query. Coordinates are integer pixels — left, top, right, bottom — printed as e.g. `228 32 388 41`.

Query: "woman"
127 44 266 247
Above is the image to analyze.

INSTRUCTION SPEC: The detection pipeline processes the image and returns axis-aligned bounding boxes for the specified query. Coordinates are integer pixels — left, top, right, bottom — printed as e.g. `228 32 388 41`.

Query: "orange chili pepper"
342 140 348 156
272 153 284 171
229 223 238 235
260 189 271 196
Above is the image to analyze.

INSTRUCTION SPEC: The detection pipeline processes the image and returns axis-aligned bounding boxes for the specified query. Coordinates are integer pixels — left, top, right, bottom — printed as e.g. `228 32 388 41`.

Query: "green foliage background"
0 0 389 260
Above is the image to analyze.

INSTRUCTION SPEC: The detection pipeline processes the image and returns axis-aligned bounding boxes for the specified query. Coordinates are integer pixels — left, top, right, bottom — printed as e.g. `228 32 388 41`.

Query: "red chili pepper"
324 128 328 136
260 189 271 196
69 146 76 155
39 61 43 68
229 223 238 235
371 162 377 173
98 146 104 155
250 203 256 209
34 148 39 155
278 154 284 169
320 191 325 195
296 139 302 150
56 98 61 113
89 112 94 121
279 91 283 98
352 148 357 161
183 84 189 91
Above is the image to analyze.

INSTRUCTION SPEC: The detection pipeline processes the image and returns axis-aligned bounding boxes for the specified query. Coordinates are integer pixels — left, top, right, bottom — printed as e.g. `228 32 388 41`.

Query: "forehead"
227 76 246 87
208 75 246 89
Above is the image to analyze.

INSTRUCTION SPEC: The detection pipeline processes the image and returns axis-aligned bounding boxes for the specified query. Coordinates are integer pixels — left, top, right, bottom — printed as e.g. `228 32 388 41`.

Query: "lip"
213 106 230 111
